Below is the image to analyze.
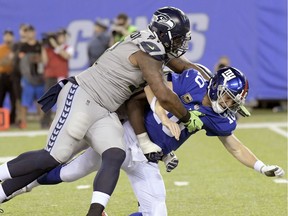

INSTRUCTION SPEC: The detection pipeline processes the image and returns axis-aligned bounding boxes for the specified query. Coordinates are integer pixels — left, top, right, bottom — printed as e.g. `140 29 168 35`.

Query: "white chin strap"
211 101 226 114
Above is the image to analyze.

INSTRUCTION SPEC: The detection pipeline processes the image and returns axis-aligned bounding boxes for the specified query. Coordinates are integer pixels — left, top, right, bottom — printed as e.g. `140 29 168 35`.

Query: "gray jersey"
76 29 168 112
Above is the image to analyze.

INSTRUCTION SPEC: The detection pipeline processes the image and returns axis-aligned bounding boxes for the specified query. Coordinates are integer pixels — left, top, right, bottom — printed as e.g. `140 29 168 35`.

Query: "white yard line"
273 179 288 184
236 122 287 129
0 122 286 185
1 122 287 137
236 122 287 138
0 130 48 137
268 127 288 138
0 156 16 163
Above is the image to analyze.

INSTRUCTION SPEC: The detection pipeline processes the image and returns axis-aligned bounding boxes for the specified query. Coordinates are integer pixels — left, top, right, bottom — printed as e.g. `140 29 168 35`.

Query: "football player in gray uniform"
0 7 208 216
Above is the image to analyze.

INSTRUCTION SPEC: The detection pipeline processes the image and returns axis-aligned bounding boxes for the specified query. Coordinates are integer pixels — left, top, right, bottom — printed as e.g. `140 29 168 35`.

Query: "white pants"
60 121 167 216
45 82 125 163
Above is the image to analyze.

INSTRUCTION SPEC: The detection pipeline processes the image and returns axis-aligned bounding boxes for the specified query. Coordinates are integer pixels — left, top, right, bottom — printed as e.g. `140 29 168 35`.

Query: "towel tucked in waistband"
38 77 78 113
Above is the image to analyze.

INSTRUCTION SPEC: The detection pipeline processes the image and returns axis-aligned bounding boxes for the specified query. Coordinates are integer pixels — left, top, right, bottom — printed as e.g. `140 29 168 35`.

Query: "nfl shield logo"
181 93 193 104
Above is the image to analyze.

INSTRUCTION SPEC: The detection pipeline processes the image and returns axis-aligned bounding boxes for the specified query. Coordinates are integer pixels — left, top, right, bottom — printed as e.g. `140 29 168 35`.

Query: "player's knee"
66 112 91 140
151 201 167 216
35 150 60 172
141 200 166 216
51 146 74 163
102 148 126 169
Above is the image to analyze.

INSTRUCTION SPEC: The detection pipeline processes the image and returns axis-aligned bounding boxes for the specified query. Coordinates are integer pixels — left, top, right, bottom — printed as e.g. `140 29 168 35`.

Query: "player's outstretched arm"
219 135 285 177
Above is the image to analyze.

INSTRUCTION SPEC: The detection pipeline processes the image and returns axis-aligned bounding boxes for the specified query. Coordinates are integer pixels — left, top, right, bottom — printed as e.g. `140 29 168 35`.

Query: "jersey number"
195 73 205 88
153 113 186 137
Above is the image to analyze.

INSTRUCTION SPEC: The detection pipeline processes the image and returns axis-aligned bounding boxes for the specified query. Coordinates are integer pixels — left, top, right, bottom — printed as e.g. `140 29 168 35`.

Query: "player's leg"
5 145 100 201
86 112 126 216
121 121 167 216
39 146 101 184
125 162 167 216
0 82 89 202
0 149 60 202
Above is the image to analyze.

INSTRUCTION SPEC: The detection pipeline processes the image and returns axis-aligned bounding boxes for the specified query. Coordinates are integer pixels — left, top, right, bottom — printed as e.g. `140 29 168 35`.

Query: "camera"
41 32 58 47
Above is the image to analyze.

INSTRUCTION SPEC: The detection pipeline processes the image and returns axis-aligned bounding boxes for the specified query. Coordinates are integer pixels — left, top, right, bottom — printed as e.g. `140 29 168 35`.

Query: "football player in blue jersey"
4 66 284 216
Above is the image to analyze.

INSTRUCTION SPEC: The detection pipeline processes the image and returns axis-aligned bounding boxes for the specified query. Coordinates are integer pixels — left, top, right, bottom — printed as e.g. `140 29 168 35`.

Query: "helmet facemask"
169 31 191 58
213 84 246 115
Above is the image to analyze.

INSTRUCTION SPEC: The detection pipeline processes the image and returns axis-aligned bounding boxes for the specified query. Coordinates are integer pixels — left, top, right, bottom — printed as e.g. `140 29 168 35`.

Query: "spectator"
0 30 16 125
12 24 29 126
109 13 137 46
41 28 74 128
18 25 44 129
87 19 110 66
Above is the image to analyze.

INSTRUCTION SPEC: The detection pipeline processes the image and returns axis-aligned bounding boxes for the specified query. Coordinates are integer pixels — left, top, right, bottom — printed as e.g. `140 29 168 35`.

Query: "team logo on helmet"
152 13 175 30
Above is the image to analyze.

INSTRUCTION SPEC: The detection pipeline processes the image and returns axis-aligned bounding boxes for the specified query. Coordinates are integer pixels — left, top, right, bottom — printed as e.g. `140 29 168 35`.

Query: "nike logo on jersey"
147 44 155 50
140 41 162 55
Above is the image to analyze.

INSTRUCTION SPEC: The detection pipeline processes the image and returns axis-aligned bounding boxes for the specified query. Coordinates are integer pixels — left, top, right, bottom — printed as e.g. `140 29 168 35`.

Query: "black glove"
145 151 163 163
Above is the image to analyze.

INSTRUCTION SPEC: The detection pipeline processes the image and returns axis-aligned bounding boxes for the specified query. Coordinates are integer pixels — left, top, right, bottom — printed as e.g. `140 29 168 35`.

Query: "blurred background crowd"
0 0 287 130
0 13 138 129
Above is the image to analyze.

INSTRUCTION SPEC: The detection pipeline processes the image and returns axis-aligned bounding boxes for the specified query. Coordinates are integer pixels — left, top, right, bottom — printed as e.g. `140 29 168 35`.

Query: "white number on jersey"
195 72 206 88
153 113 185 137
227 112 236 124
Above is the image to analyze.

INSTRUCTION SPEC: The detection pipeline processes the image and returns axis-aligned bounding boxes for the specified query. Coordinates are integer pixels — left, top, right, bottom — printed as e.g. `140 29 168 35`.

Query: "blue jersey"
145 69 237 154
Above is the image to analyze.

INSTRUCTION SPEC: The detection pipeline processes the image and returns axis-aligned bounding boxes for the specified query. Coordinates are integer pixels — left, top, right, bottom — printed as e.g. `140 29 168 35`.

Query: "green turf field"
0 109 287 216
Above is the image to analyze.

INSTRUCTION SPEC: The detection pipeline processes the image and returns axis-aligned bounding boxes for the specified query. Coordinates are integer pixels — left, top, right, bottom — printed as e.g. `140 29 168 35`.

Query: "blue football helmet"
149 6 191 58
207 67 249 115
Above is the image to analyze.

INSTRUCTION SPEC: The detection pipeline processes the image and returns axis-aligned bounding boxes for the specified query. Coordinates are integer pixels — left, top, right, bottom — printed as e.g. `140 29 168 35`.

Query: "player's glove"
137 132 163 163
183 110 205 133
260 165 285 177
145 152 163 163
162 151 179 172
254 160 285 177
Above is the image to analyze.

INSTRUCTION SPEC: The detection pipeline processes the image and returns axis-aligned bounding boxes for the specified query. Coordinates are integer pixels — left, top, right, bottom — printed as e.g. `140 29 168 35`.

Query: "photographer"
41 29 74 128
109 13 137 46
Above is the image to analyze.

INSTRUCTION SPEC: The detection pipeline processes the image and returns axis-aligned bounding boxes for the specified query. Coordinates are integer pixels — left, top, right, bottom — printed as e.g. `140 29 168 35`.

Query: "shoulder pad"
133 30 167 61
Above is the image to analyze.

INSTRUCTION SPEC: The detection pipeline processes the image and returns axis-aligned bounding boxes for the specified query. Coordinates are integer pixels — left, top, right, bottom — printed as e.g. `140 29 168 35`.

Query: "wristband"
179 110 190 123
253 160 265 173
136 132 150 144
150 96 157 112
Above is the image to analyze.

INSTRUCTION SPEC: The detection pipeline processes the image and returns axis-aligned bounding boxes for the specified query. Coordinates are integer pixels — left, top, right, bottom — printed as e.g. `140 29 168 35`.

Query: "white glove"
261 165 285 177
162 152 179 172
254 160 285 177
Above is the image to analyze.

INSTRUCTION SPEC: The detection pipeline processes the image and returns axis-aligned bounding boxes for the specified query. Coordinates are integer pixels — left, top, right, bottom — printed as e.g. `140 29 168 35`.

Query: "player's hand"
261 165 285 177
162 152 179 172
145 152 163 163
184 110 205 133
162 119 181 140
137 132 163 163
